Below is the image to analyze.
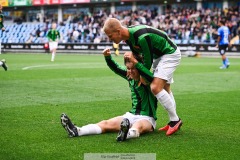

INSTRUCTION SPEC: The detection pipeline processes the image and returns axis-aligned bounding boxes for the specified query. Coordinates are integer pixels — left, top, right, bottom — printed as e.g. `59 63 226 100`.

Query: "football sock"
225 58 229 65
127 128 140 139
169 91 176 109
222 60 225 66
77 124 102 136
51 52 55 61
155 89 179 121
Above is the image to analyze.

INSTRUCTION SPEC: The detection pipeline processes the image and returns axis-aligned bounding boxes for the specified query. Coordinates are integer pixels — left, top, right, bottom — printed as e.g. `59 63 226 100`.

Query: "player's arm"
124 52 153 83
103 48 128 80
216 29 221 48
46 31 52 42
57 31 61 41
138 37 152 70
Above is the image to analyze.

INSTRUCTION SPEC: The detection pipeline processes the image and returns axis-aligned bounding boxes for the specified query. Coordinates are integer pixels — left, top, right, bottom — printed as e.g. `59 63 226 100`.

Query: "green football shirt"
126 25 177 69
105 55 158 120
47 29 60 41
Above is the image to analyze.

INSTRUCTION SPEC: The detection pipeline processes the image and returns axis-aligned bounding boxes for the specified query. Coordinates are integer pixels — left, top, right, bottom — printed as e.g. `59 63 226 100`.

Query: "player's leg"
126 119 154 140
219 45 229 69
97 116 123 133
152 49 182 135
164 84 176 109
75 116 123 137
0 59 7 71
151 70 179 123
60 113 124 137
51 48 56 62
51 42 58 62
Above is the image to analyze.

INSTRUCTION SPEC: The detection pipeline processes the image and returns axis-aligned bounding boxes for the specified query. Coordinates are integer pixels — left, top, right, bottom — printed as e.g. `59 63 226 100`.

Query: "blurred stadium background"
0 0 240 56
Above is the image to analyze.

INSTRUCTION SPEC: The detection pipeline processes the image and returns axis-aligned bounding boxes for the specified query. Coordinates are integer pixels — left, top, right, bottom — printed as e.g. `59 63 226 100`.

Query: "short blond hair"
103 18 122 33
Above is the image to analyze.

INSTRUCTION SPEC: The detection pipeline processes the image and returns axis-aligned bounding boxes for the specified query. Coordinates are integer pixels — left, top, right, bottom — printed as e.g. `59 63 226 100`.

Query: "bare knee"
151 78 166 95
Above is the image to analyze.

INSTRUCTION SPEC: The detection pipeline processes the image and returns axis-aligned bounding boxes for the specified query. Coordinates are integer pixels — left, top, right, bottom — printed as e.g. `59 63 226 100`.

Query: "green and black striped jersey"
105 55 158 120
126 25 177 69
47 29 60 41
0 11 4 29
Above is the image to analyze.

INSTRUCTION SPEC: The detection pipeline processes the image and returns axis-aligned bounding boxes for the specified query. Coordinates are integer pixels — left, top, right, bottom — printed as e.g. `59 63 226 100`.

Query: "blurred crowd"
69 6 240 44
29 6 240 44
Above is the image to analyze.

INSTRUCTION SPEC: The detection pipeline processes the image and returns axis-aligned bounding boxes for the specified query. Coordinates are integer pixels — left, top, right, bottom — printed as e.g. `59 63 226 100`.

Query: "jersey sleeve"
46 31 51 40
57 31 61 39
104 55 128 80
138 37 152 70
135 62 154 83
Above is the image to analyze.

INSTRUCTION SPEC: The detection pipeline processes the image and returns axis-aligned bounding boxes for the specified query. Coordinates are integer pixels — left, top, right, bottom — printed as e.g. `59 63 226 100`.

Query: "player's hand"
102 48 111 56
1 27 5 31
215 44 218 48
124 52 138 65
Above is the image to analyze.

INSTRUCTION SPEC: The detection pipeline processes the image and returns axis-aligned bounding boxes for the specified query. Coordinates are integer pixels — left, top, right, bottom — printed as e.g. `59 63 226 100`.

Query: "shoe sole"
60 114 77 137
116 119 130 142
166 121 183 136
159 125 169 131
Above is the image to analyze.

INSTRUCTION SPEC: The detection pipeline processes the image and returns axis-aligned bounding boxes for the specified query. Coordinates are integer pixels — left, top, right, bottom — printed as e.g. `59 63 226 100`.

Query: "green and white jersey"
0 11 4 29
105 55 158 120
126 25 177 69
47 29 60 42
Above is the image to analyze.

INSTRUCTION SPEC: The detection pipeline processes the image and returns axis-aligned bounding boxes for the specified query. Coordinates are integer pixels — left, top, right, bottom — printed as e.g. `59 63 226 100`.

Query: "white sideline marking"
22 63 105 70
22 64 59 70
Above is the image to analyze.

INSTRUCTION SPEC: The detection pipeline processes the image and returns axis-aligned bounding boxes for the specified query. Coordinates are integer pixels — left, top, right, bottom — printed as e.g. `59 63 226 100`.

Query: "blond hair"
103 18 122 33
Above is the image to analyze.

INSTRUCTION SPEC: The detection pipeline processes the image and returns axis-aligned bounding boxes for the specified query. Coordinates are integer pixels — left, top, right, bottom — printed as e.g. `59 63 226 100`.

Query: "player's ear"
116 29 121 36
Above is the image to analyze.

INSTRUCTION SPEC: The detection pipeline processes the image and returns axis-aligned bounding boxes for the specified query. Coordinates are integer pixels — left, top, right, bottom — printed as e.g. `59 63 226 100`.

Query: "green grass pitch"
0 53 240 160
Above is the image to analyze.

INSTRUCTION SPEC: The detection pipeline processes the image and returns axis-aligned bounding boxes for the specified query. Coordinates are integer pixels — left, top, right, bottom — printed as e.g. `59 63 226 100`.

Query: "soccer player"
216 19 231 69
47 22 60 62
103 18 182 136
60 49 158 142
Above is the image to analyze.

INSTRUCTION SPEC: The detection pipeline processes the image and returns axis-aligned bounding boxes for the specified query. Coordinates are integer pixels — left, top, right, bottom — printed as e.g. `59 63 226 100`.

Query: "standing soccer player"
216 19 231 69
103 18 182 136
47 22 60 62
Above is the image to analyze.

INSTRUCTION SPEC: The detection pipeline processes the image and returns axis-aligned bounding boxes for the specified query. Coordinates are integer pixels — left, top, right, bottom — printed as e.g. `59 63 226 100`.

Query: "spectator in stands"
72 28 79 43
47 22 61 62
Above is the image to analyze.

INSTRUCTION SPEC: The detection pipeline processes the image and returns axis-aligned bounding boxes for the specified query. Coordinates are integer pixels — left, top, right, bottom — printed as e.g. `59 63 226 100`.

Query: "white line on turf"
22 64 60 70
22 63 106 70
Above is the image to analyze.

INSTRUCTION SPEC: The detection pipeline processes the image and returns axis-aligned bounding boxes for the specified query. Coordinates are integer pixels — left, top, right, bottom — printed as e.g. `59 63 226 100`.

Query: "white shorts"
152 47 181 84
49 41 58 51
122 112 156 129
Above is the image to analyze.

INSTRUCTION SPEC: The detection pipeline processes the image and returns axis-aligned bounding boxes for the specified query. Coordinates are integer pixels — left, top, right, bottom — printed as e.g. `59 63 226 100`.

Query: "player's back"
218 26 230 45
